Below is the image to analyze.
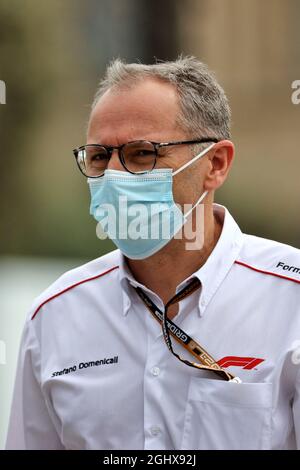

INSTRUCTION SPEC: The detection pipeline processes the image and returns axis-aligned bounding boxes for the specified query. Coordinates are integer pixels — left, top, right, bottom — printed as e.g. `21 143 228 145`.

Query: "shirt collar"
118 203 244 317
181 203 244 315
119 252 157 316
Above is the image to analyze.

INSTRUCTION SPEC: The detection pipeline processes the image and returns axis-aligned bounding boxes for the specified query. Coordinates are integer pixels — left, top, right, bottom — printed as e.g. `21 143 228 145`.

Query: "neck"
126 203 222 308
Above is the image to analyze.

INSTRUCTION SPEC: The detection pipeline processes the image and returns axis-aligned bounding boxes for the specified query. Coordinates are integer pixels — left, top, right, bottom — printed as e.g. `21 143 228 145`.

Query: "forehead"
87 78 183 145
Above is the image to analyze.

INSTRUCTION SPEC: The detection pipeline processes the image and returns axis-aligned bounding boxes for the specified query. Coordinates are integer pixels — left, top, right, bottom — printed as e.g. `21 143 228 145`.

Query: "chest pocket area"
181 377 272 450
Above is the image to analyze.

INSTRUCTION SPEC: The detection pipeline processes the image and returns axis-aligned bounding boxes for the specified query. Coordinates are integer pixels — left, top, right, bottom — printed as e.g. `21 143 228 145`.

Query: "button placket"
150 425 161 437
144 325 169 449
150 366 160 376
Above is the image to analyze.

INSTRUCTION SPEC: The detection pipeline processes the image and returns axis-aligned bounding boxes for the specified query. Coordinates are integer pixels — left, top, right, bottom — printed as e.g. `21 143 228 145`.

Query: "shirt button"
151 366 160 376
150 425 161 436
200 299 206 306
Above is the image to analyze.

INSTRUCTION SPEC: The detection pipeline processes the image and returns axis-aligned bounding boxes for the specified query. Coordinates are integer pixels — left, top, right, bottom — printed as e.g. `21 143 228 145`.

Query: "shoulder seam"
234 260 300 285
31 265 119 320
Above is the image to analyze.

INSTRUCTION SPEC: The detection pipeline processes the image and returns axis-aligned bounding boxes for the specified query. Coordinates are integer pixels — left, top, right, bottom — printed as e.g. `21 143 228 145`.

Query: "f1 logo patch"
217 356 264 370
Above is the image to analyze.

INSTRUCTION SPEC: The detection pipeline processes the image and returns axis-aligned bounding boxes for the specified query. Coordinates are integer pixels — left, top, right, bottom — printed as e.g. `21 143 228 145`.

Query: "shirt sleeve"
5 316 64 450
293 366 300 449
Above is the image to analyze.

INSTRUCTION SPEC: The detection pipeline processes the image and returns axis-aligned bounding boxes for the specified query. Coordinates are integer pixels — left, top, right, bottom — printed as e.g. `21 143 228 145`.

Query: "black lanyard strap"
135 278 238 382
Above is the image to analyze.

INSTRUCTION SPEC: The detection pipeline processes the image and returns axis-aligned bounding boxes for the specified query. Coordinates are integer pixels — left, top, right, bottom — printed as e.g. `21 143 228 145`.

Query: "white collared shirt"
6 204 300 450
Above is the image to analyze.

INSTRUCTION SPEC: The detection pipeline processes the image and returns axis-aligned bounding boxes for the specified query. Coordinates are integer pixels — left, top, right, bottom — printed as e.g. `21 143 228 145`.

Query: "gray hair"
92 56 231 140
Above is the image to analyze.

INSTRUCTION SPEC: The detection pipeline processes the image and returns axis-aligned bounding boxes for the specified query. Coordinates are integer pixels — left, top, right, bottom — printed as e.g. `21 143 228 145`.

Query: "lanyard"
135 278 240 382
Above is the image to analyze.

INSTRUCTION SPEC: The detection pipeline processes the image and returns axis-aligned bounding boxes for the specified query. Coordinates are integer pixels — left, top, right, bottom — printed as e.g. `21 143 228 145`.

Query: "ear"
204 140 235 191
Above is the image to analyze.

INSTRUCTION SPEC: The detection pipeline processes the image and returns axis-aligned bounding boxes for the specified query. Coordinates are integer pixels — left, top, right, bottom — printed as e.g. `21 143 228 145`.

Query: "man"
6 57 300 450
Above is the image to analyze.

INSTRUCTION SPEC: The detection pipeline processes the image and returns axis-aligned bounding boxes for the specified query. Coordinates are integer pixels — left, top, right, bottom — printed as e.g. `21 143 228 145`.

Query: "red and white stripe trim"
31 265 119 320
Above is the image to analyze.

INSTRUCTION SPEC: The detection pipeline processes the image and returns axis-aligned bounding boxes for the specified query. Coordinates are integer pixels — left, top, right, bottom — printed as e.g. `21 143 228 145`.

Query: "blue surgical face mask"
88 143 215 259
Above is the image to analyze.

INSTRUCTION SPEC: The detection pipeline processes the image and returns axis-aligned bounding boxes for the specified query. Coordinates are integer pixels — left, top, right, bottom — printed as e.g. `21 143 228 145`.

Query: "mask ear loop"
184 189 208 219
172 142 216 177
173 142 216 219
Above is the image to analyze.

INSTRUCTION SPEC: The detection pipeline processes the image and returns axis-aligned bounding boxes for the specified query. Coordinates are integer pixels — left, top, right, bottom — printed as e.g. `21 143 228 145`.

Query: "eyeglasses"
73 138 218 178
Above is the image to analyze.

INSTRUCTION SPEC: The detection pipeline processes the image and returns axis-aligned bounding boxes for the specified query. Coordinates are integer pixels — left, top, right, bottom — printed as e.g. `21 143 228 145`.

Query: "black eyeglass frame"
73 137 219 178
